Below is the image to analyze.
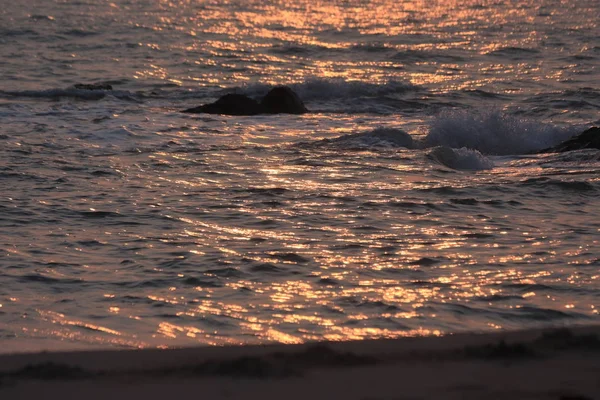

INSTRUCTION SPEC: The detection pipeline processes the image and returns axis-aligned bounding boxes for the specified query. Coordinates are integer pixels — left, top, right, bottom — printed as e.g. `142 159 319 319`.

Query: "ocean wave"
523 88 600 111
0 28 39 37
519 178 597 193
349 43 395 53
486 46 541 59
462 89 509 99
58 29 99 37
424 110 579 155
0 88 138 101
427 146 494 170
390 49 465 63
269 43 335 55
552 150 600 163
237 78 420 101
325 128 416 149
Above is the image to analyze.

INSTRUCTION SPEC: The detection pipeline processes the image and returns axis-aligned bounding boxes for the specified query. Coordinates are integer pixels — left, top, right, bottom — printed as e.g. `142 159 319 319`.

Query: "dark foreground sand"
1 326 599 400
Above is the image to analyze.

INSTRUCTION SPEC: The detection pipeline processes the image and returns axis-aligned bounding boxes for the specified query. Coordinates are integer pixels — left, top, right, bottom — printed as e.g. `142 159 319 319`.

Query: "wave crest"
428 146 494 170
424 110 578 155
328 128 415 149
238 78 419 101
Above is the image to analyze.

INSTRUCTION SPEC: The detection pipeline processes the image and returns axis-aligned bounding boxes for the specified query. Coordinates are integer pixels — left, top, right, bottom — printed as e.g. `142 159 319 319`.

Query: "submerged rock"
540 126 600 153
182 86 308 115
73 83 113 91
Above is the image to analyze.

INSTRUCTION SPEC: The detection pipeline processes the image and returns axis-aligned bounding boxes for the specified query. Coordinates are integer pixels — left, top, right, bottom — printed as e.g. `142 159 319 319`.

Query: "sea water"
0 0 599 352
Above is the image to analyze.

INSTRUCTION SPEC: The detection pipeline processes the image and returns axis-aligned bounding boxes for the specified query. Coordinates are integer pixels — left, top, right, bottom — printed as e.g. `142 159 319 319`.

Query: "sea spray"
424 110 578 155
237 78 420 101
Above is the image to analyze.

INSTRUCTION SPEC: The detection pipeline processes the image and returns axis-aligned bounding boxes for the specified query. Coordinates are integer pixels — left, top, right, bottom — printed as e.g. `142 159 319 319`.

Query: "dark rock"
182 86 308 115
182 93 263 115
73 83 113 91
540 127 600 153
260 86 308 114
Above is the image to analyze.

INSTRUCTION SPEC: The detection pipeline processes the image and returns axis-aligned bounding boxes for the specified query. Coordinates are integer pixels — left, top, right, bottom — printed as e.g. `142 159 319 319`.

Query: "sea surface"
1 0 599 352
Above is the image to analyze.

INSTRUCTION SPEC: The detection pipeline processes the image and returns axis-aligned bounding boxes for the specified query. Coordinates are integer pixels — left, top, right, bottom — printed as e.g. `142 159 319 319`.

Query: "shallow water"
0 0 599 351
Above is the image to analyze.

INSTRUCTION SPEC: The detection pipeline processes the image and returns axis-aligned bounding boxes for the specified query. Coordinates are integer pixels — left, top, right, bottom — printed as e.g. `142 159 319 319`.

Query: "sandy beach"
1 325 598 400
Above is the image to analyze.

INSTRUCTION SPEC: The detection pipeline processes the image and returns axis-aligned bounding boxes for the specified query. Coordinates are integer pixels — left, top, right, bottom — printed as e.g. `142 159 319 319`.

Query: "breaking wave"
237 77 420 101
327 128 416 149
424 110 579 155
427 146 494 170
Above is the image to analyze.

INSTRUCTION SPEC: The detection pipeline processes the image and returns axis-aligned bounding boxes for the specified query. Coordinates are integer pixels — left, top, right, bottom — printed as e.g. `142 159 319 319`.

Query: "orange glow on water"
3 0 598 352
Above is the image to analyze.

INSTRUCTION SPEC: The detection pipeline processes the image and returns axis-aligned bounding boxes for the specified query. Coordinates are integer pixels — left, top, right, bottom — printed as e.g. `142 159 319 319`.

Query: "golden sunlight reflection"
153 0 570 93
38 310 122 336
80 0 597 348
146 172 586 345
0 0 597 356
32 310 148 348
158 322 204 339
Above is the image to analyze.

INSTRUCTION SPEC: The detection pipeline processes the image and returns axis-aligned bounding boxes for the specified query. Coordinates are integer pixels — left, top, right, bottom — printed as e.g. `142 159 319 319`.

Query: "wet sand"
1 326 599 400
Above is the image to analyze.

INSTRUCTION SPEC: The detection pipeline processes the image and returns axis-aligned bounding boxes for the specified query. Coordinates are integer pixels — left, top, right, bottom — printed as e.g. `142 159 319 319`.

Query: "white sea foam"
238 78 419 101
424 110 579 155
428 146 494 170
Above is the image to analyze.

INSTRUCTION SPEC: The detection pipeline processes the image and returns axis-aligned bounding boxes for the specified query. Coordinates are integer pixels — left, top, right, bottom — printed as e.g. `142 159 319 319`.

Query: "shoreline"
1 325 599 399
